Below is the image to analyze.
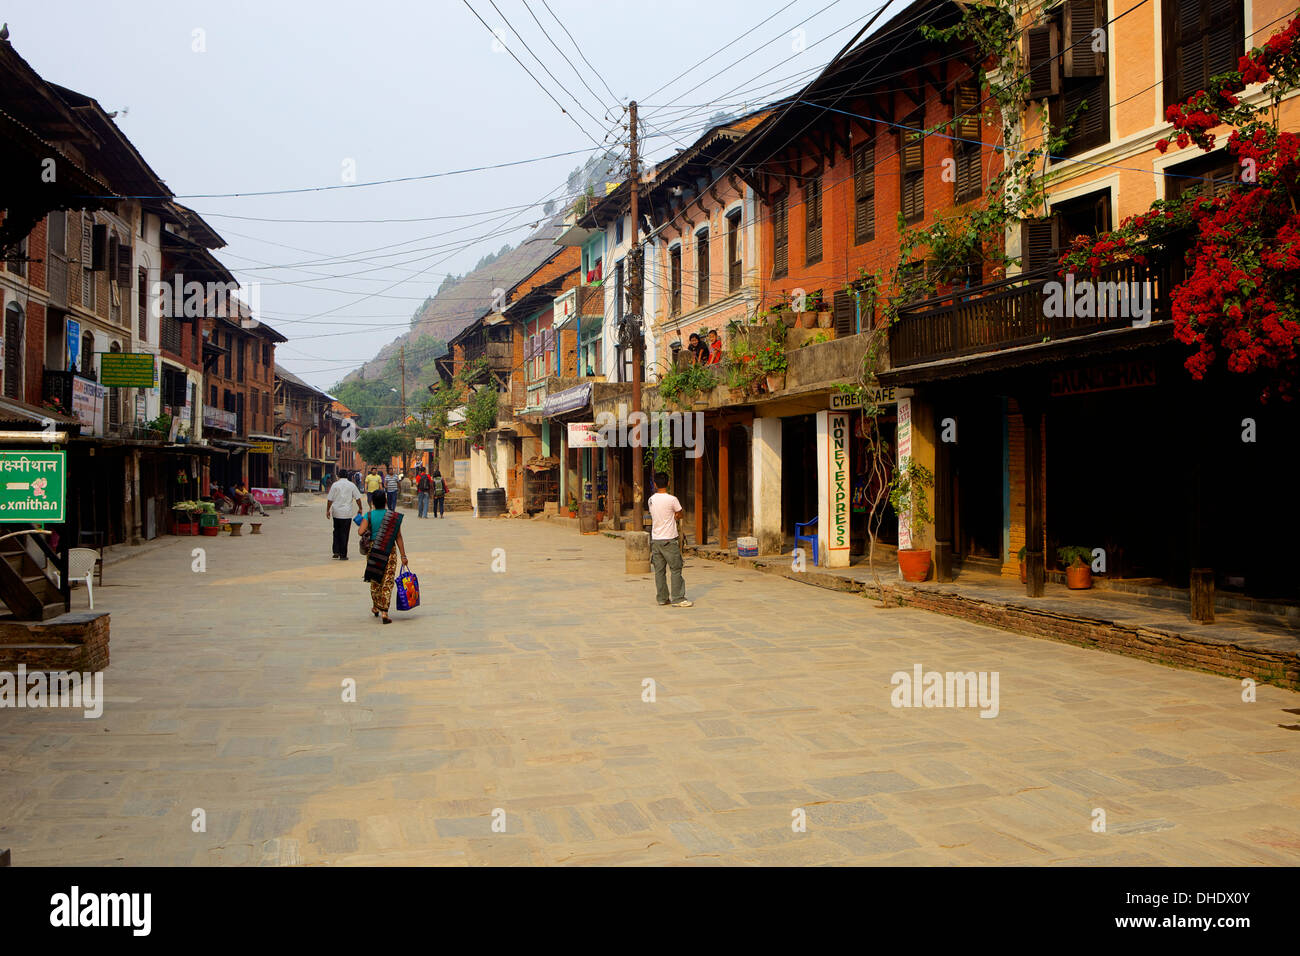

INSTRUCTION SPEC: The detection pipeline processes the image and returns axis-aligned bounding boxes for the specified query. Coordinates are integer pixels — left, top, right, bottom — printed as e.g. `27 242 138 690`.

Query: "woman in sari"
361 489 408 623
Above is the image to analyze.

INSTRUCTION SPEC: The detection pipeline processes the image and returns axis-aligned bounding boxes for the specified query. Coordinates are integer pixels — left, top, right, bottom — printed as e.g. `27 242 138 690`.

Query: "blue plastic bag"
395 568 420 611
353 513 365 527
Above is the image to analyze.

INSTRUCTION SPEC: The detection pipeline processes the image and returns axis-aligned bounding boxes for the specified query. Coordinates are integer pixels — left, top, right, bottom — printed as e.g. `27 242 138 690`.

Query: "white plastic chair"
67 548 100 609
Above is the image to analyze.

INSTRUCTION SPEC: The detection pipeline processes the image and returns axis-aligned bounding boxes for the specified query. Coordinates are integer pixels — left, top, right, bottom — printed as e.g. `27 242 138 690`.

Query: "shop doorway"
781 415 817 541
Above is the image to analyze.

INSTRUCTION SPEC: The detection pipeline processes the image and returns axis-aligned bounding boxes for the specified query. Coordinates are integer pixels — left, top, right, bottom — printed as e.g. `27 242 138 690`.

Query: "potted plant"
1017 545 1027 583
756 334 789 393
1057 545 1094 589
889 460 935 582
795 290 827 328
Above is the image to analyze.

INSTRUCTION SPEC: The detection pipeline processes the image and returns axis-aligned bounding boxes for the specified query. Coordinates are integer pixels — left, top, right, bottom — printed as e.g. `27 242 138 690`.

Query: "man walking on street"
364 468 379 512
384 467 400 511
431 468 447 518
325 465 362 561
416 467 432 518
649 471 691 607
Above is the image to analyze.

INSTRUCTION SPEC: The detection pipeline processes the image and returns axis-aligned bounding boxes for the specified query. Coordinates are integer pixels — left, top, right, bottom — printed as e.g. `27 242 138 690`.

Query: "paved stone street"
2 498 1298 866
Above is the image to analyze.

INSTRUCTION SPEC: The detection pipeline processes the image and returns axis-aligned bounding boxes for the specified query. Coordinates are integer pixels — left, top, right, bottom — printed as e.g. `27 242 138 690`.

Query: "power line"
462 0 604 148
541 0 620 105
520 0 615 114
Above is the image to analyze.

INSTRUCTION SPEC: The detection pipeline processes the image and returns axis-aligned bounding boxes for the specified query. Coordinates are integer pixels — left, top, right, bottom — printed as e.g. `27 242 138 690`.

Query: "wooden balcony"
889 257 1176 368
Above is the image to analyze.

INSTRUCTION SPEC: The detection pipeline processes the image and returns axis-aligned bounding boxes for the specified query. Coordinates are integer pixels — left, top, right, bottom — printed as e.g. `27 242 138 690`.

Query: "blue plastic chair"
794 516 818 566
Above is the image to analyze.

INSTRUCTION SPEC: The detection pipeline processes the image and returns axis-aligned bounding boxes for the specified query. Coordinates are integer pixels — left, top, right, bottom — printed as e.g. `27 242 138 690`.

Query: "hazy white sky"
8 0 879 387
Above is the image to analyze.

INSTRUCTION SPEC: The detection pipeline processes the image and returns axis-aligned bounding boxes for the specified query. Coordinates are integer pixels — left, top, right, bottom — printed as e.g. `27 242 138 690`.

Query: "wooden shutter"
1064 0 1105 78
107 233 118 285
1063 75 1108 151
853 142 875 244
91 223 108 271
116 241 132 286
901 117 925 172
137 266 148 338
805 177 822 264
1205 0 1243 84
954 83 981 138
956 145 982 202
833 289 856 337
1026 23 1061 99
773 194 788 277
3 307 22 398
1020 217 1060 272
670 246 681 313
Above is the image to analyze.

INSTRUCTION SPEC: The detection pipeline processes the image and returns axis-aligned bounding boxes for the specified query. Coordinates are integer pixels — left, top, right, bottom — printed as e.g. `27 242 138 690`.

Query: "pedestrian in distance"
416 467 432 518
431 469 447 518
362 488 408 624
648 471 691 607
384 468 400 511
364 468 382 511
325 466 362 561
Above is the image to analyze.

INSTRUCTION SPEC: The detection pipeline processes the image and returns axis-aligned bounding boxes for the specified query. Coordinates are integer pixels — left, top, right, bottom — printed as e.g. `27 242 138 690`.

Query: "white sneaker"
674 600 693 608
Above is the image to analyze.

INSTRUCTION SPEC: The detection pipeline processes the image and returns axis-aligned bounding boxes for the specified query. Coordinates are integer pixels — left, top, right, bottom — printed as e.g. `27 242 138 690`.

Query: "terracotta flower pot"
765 372 786 392
898 548 932 582
778 311 797 328
1065 563 1093 589
1019 560 1027 584
816 311 833 328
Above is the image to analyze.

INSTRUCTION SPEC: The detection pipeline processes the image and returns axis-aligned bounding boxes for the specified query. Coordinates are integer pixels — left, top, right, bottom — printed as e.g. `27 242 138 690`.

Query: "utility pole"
628 100 645 535
400 344 409 473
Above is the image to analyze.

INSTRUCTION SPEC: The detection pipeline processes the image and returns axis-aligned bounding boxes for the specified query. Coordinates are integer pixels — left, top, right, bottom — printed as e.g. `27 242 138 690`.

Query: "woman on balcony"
687 332 710 365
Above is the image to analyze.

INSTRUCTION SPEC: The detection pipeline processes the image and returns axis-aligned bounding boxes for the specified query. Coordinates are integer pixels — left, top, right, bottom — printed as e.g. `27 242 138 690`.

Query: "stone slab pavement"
2 497 1298 865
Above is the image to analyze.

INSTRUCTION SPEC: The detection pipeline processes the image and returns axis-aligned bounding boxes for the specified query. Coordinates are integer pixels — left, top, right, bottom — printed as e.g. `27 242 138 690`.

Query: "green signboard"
100 352 155 387
0 450 66 522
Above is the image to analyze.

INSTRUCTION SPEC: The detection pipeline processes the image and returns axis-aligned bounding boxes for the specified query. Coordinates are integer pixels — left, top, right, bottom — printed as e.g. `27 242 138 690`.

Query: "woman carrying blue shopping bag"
359 489 408 624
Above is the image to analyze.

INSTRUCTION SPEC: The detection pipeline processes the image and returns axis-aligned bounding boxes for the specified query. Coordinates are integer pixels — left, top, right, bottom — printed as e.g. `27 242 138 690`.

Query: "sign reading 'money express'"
0 451 66 522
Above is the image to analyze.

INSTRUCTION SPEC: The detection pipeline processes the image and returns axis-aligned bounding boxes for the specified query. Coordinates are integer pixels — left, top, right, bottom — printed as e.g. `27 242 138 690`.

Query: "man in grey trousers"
648 471 692 608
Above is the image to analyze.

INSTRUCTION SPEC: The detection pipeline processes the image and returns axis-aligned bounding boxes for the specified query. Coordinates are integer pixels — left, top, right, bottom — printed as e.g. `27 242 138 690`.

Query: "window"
1030 0 1111 156
853 141 876 244
237 339 246 383
900 110 926 223
161 307 182 356
223 333 232 378
953 83 983 202
1166 151 1238 202
696 228 710 307
81 217 93 308
1021 188 1112 271
897 261 928 306
773 194 789 278
262 343 270 365
615 259 624 321
804 176 823 265
210 385 218 406
81 331 95 378
224 389 236 413
669 244 682 315
727 209 742 292
4 302 23 399
616 216 624 245
137 266 148 339
5 236 26 278
1164 0 1244 108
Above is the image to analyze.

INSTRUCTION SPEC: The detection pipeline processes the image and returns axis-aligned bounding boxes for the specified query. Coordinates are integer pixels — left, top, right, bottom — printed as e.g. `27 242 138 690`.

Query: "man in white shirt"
648 471 692 607
325 465 363 561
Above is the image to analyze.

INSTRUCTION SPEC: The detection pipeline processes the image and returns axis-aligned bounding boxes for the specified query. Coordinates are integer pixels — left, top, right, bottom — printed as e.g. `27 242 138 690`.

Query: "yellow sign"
249 442 274 454
444 428 466 439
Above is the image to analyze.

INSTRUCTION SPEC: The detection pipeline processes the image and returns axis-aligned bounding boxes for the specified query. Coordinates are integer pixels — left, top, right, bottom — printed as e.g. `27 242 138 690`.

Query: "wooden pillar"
694 440 705 546
609 449 621 531
1023 400 1045 597
932 402 953 582
718 422 730 550
1190 568 1215 623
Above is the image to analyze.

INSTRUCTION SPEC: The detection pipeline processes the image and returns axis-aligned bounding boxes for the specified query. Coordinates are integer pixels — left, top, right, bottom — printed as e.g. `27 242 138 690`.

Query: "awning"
210 439 257 451
247 433 288 444
542 383 591 417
